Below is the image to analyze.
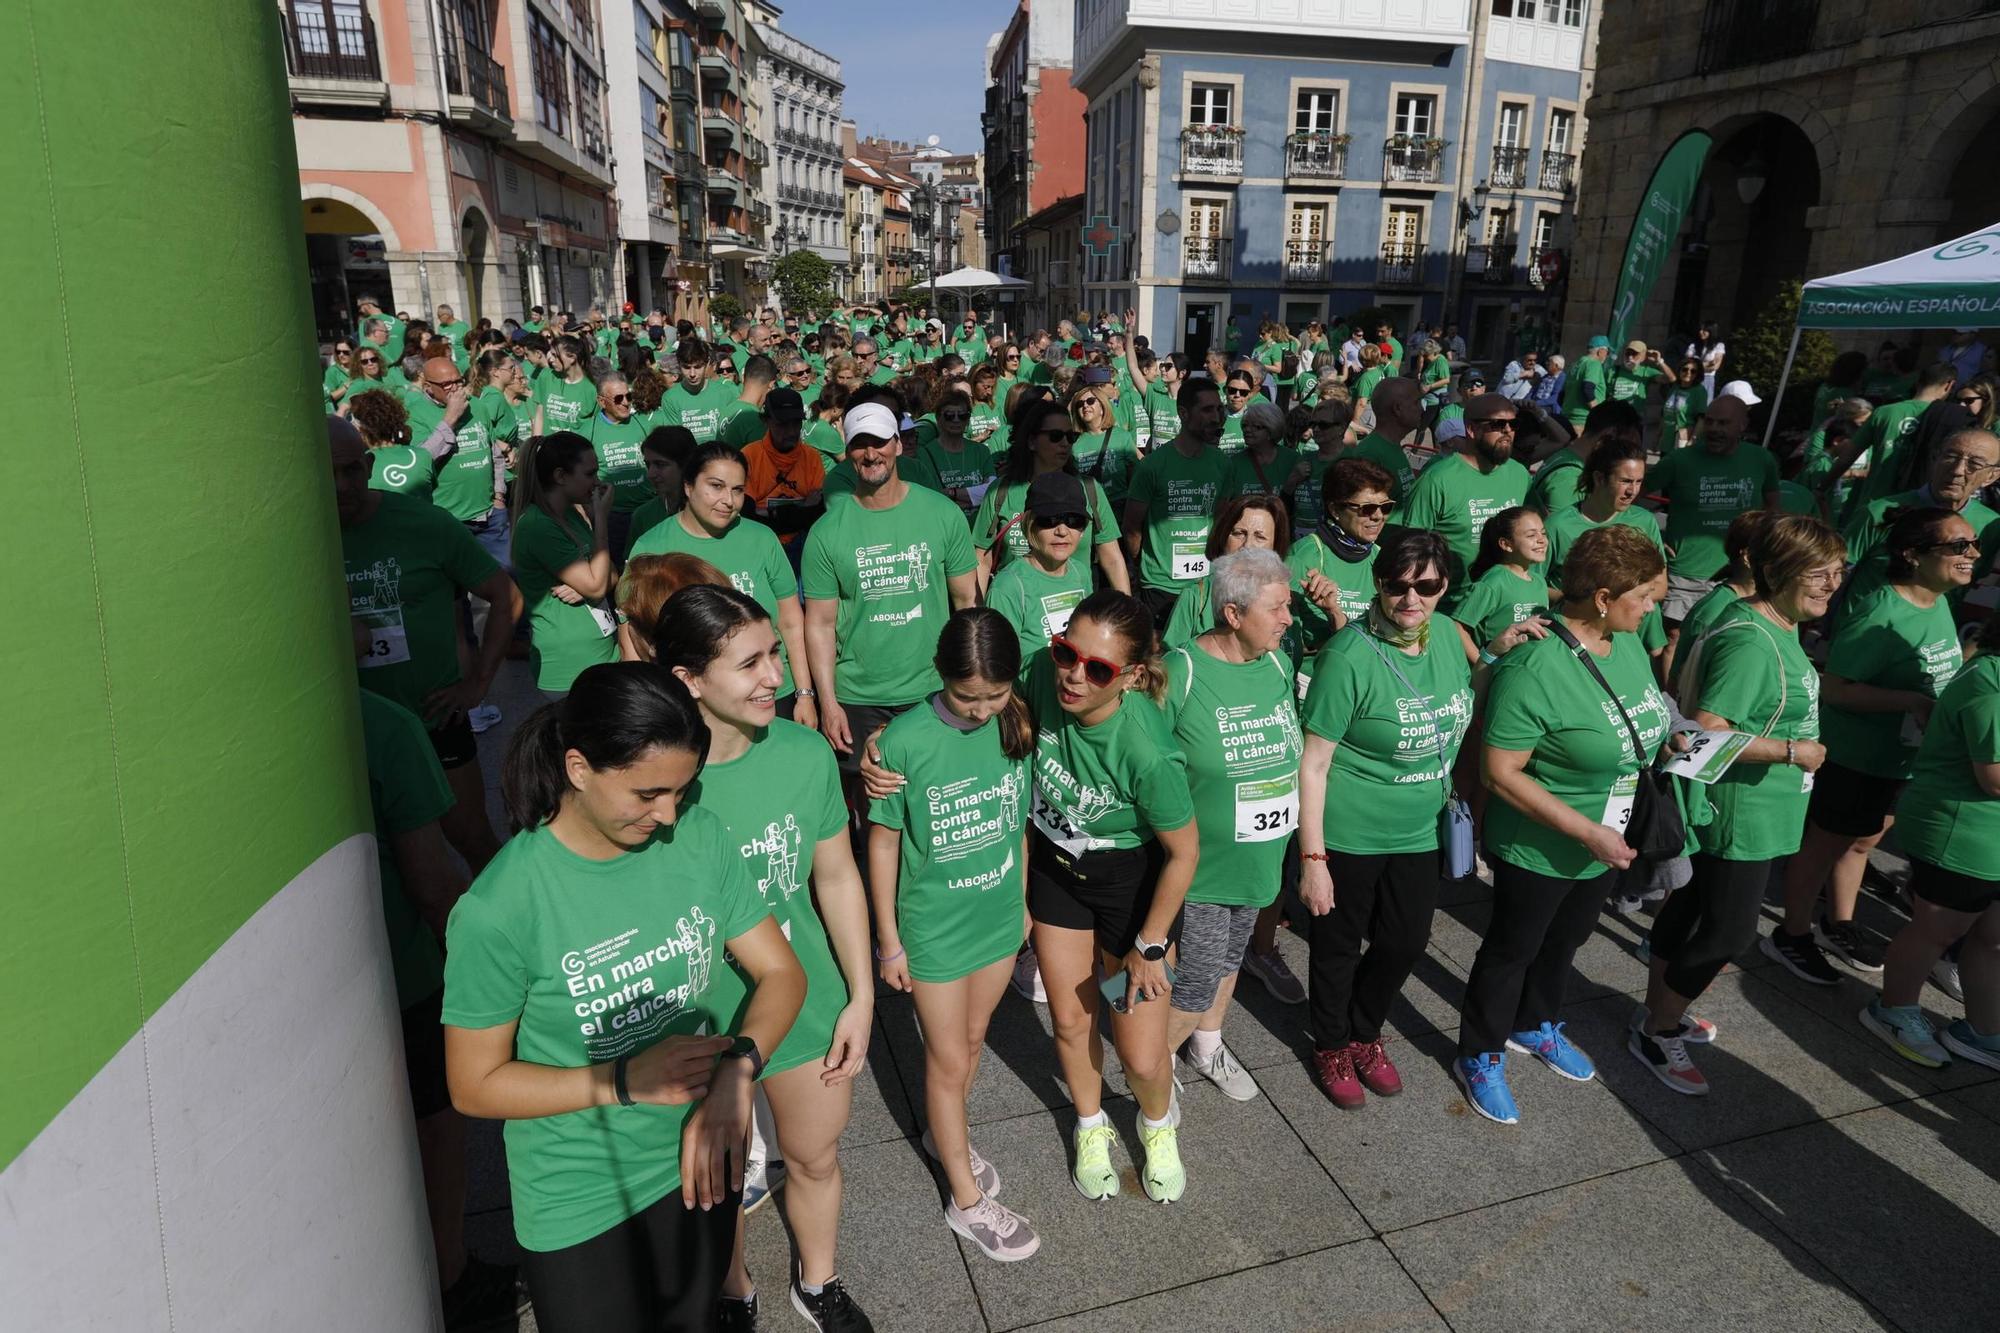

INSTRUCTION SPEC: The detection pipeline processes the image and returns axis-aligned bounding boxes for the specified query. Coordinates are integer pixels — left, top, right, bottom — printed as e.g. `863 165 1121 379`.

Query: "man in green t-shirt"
1348 376 1420 500
719 353 777 447
1608 340 1670 414
1401 393 1531 605
1840 428 2000 605
1123 378 1230 622
356 293 406 365
1823 361 1957 510
433 303 471 370
1561 334 1612 431
655 336 740 443
950 312 989 364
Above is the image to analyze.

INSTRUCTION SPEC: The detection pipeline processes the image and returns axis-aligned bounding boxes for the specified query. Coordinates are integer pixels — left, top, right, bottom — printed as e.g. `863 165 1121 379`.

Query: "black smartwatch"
720 1035 765 1081
1134 935 1168 963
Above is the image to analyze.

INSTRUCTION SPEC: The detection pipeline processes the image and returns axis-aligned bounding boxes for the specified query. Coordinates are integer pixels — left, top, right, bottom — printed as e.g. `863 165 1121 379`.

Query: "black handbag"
1544 619 1686 861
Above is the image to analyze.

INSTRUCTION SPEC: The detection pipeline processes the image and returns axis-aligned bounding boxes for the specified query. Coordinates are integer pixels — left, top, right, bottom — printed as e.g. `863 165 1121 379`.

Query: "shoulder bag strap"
1357 629 1456 799
1544 616 1651 766
1683 616 1789 739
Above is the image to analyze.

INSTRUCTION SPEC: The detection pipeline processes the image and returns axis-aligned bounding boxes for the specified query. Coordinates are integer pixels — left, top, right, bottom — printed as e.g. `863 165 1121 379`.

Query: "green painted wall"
1 0 370 1165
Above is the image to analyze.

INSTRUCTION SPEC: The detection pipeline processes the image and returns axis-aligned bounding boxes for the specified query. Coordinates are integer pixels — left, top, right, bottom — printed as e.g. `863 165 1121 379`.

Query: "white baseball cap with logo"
1717 379 1761 406
842 402 901 446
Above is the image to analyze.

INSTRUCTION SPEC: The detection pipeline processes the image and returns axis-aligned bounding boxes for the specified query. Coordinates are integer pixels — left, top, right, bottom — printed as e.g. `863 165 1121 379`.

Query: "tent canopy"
926 266 1028 291
1799 223 2000 330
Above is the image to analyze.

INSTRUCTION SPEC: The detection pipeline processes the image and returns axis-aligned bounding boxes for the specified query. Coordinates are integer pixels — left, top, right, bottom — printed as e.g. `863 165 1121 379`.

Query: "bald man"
1350 376 1421 501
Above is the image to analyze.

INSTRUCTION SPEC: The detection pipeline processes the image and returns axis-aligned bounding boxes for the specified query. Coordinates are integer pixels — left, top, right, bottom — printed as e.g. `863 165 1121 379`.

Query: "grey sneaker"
944 1194 1040 1262
921 1127 1000 1198
1931 956 1965 1002
1240 947 1307 1004
1179 1038 1259 1101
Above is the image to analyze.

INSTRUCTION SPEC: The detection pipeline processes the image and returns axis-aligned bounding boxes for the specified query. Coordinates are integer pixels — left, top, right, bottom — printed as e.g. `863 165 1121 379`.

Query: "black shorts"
1137 585 1180 631
1910 858 2000 914
427 711 479 771
401 988 452 1119
1806 760 1905 839
835 701 912 778
1028 833 1179 958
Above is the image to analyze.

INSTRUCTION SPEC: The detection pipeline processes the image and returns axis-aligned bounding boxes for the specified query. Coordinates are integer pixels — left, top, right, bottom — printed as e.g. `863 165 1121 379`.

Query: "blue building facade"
1069 0 1593 367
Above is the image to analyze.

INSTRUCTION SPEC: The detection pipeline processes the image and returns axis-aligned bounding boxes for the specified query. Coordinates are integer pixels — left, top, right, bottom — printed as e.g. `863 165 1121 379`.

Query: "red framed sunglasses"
1050 634 1127 688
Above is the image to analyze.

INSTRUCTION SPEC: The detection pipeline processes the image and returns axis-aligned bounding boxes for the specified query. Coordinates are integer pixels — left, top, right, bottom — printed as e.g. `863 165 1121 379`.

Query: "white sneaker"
1011 950 1046 1004
945 1194 1040 1262
1179 1039 1259 1101
1931 957 1965 1002
468 704 502 733
921 1127 999 1198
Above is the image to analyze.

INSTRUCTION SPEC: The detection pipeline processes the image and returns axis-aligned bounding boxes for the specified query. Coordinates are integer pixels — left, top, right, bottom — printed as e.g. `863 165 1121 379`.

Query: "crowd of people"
328 294 2000 1332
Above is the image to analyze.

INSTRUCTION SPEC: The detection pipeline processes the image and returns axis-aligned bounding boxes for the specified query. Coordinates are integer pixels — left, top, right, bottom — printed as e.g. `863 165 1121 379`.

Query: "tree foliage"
1730 280 1836 430
708 292 744 326
774 250 837 317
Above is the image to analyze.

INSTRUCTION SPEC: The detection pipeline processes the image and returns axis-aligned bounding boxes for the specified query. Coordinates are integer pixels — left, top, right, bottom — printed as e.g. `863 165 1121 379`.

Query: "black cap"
766 387 806 423
1025 471 1087 516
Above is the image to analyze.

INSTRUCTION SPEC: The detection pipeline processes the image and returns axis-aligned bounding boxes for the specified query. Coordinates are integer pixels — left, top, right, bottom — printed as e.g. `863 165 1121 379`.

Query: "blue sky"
776 1 1013 156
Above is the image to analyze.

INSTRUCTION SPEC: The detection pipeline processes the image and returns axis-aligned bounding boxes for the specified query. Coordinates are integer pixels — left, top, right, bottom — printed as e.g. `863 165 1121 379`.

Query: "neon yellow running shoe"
1138 1121 1185 1203
1071 1122 1119 1200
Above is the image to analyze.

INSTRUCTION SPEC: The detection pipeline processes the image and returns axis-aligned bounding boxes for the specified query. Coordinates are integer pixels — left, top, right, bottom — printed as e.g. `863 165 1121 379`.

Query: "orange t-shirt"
741 434 826 546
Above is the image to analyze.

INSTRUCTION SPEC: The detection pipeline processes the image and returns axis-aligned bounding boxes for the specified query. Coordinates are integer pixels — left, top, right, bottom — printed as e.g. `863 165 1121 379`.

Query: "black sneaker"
1760 927 1841 986
717 1291 759 1332
440 1254 523 1330
1815 919 1885 975
791 1274 875 1332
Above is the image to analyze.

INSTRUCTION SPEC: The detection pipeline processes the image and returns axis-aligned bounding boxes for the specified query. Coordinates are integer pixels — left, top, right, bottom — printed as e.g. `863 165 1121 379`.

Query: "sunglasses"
1339 501 1395 519
608 393 631 405
1470 417 1516 430
1040 428 1079 443
1921 538 1982 557
939 410 970 421
1032 511 1088 531
358 355 381 364
1956 394 1987 407
1310 417 1344 431
1050 634 1126 688
1379 576 1447 598
1225 385 1254 397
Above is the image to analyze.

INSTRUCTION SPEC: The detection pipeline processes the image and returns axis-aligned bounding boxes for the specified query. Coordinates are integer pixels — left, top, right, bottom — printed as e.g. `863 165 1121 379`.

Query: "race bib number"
589 604 618 637
1800 768 1814 793
354 615 410 668
1601 772 1637 832
1031 786 1090 856
1234 776 1298 843
1171 541 1209 581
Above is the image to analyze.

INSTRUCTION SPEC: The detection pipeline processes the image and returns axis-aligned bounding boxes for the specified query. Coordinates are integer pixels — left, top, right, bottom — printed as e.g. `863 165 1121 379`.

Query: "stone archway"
300 184 404 342
459 202 496 324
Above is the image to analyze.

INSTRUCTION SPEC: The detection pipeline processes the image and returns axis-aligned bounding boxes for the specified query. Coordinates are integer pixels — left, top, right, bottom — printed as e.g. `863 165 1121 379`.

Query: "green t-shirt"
476 387 525 476
972 476 1118 566
1526 448 1586 517
1021 652 1194 854
1819 585 1962 779
1286 534 1378 692
1141 383 1181 448
1482 629 1671 879
1608 363 1665 404
1072 428 1141 506
580 412 652 512
1161 645 1303 903
1126 444 1229 592
1842 490 2000 607
1675 582 1743 647
359 690 452 1007
800 487 976 706
1288 453 1335 533
627 495 670 546
1451 564 1546 647
535 374 597 434
658 379 740 443
630 514 800 694
407 399 497 523
435 320 471 367
917 437 996 512
1897 653 2000 877
1661 384 1709 436
512 505 619 691
1849 396 1928 503
719 403 768 449
689 719 849 1075
1645 443 1780 580
1546 504 1663 592
1562 355 1608 428
868 703 1031 982
323 363 351 415
440 811 766 1252
986 556 1093 662
1682 602 1820 861
1354 367 1387 402
1302 624 1474 856
358 315 406 364
1350 431 1415 501
344 493 501 717
805 419 846 468
950 331 990 364
1399 454 1531 603
1222 446 1301 502
967 399 1007 449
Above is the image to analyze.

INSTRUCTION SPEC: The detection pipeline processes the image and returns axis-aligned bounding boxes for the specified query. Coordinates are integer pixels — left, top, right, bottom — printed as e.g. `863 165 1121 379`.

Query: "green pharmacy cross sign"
1084 214 1121 259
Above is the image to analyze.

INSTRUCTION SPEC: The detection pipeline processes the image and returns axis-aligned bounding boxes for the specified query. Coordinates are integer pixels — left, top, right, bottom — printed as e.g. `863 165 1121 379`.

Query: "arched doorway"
461 208 491 323
1941 101 2000 245
302 194 396 344
1665 114 1822 348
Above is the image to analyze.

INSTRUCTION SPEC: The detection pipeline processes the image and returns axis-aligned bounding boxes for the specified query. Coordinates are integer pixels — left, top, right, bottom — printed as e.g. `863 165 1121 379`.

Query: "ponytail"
1071 589 1166 704
935 608 1035 760
500 662 709 831
509 430 593 533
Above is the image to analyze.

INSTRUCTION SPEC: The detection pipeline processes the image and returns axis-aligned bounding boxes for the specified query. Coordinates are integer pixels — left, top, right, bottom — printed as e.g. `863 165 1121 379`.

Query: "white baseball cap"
1717 379 1761 406
842 402 900 446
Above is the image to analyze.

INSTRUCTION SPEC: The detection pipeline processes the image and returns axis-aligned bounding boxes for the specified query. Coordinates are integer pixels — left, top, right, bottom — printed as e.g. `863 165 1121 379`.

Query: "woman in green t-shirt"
1456 526 1679 1125
986 470 1098 662
658 588 879 1326
1768 508 1972 986
510 433 621 697
866 609 1042 1263
1303 530 1541 1111
972 397 1128 595
348 387 438 499
1287 457 1398 680
1638 515 1843 1095
1450 507 1549 664
533 334 599 436
1661 357 1710 449
1864 611 2000 1070
1069 384 1140 504
441 663 806 1330
1669 509 1769 691
918 388 996 517
967 364 1009 455
324 339 354 414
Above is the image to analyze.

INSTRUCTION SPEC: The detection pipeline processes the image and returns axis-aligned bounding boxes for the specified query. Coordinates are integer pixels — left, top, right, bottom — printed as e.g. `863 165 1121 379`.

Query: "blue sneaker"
1506 1021 1597 1082
1859 1000 1949 1068
1941 1019 2000 1072
1454 1052 1520 1125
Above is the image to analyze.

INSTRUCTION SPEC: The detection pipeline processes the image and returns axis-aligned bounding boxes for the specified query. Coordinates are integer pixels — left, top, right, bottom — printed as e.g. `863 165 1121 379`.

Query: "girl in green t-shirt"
658 587 880 1325
1771 508 1971 986
440 663 805 1324
1450 506 1549 664
510 433 621 696
972 398 1128 595
865 609 1042 1262
1641 515 1844 1095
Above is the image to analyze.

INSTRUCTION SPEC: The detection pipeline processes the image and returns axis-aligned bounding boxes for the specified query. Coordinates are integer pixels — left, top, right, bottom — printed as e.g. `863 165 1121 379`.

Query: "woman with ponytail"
656 587 879 1330
441 663 806 1332
509 431 619 697
866 608 1040 1263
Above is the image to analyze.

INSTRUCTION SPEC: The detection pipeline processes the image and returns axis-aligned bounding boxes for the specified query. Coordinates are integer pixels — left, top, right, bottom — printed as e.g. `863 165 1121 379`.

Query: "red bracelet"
1301 851 1330 862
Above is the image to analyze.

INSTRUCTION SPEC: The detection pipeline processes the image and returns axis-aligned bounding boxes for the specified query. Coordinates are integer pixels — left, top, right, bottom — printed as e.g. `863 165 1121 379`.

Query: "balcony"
1538 151 1576 193
1284 133 1349 181
1383 136 1446 185
675 149 706 186
1378 244 1424 286
751 201 772 227
1282 238 1329 284
437 14 510 128
779 181 806 203
1696 0 1818 75
279 1 386 104
746 137 769 167
1466 241 1513 284
1179 126 1244 179
577 91 607 165
1182 235 1233 284
695 0 728 19
700 50 735 87
1490 145 1529 190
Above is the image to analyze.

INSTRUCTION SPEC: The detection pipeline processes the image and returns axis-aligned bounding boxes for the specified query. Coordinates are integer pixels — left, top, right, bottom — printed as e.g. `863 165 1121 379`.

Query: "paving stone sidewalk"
462 662 1999 1332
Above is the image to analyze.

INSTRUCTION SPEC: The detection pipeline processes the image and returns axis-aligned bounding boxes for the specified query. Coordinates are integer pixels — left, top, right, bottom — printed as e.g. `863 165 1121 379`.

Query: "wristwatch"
719 1034 765 1081
1133 935 1168 962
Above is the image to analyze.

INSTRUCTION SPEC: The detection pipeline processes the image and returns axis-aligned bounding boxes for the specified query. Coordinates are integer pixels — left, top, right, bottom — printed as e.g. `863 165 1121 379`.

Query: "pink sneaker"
1350 1038 1403 1096
1313 1045 1366 1109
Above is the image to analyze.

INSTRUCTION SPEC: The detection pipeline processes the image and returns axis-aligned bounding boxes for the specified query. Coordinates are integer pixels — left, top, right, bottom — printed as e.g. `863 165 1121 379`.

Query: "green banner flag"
1608 130 1713 349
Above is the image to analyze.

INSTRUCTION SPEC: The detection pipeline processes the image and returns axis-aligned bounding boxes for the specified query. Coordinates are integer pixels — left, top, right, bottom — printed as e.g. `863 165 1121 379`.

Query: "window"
530 11 569 137
1546 109 1574 154
1294 89 1338 134
1394 94 1436 137
1484 208 1512 245
1496 103 1526 148
649 22 666 72
1490 0 1536 14
1285 203 1329 279
1532 212 1557 250
1560 0 1583 26
1383 205 1423 251
1189 83 1232 127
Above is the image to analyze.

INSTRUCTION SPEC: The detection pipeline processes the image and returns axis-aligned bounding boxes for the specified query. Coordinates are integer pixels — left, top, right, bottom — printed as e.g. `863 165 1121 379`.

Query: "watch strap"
613 1053 635 1107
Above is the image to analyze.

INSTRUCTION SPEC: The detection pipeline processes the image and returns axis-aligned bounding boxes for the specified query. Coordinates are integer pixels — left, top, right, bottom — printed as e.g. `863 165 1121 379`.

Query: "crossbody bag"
1544 619 1684 860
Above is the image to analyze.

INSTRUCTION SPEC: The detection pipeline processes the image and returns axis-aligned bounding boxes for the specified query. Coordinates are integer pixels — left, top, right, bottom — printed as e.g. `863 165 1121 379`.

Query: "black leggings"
519 1186 740 1333
1459 859 1613 1057
1306 848 1441 1051
1649 852 1771 1000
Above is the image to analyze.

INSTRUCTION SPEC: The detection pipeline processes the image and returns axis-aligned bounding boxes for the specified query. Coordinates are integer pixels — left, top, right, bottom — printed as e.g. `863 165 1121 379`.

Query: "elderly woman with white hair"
1223 399 1298 500
1159 546 1305 1100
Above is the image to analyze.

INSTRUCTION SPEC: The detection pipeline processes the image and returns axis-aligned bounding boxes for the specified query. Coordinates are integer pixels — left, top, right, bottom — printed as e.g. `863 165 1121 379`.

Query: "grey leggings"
1171 901 1260 1012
